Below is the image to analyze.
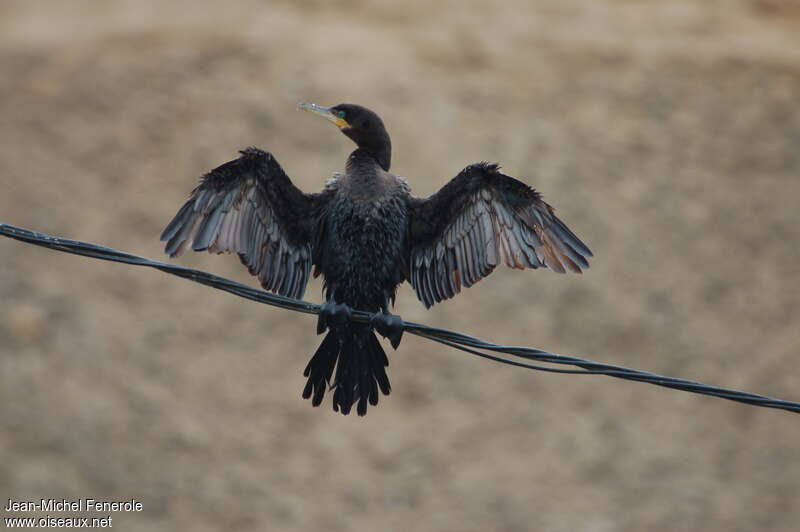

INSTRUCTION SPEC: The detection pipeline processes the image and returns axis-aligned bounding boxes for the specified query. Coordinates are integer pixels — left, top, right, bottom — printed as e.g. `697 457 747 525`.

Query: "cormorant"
161 103 592 416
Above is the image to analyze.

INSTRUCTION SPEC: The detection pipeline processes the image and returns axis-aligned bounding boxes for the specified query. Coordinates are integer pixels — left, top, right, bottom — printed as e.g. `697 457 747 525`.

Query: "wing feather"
160 147 323 300
408 162 592 308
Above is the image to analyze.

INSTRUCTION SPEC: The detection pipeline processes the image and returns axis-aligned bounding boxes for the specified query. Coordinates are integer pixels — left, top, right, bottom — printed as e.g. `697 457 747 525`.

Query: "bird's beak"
297 103 350 129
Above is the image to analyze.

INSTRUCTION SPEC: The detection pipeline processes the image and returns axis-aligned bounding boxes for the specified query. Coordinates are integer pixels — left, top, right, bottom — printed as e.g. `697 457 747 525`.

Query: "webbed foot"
317 301 353 334
371 312 404 349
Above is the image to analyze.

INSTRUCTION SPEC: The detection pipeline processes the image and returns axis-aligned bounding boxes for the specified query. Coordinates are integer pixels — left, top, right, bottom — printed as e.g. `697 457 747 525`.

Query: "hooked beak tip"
298 103 349 128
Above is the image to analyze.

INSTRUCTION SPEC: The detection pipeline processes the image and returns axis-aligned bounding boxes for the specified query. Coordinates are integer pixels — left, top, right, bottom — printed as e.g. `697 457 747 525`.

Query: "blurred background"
2 1 799 530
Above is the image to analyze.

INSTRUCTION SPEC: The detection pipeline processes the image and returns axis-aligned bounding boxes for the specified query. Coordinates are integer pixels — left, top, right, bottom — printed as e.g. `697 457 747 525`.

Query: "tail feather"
302 329 339 406
303 325 390 416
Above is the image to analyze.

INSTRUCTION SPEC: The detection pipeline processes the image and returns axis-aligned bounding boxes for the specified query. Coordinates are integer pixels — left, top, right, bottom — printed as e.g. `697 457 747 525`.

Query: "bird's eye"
336 110 346 119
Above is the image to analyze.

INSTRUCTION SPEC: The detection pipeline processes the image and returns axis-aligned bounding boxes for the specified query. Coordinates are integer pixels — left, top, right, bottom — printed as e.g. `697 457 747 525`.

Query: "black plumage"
161 103 593 416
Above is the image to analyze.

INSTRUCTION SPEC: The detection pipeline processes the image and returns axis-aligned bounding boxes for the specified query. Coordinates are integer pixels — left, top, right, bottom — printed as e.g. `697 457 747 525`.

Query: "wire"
2 222 798 414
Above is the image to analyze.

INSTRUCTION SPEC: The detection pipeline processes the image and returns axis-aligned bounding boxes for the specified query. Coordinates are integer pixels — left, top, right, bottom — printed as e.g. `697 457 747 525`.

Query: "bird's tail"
302 324 391 416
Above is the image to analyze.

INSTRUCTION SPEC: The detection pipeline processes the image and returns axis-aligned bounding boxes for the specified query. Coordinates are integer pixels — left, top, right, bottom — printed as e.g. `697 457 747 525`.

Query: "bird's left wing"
407 162 592 308
160 147 325 300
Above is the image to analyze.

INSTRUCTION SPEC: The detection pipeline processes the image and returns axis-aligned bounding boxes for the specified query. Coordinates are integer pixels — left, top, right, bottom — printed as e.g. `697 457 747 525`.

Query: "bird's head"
298 103 392 170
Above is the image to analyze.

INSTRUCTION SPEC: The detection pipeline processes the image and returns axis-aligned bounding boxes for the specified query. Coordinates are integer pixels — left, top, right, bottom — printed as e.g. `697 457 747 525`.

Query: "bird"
160 103 593 416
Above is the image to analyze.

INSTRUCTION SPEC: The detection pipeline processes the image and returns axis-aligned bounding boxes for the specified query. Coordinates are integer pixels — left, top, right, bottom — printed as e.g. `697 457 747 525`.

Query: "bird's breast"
318 191 409 308
326 192 407 248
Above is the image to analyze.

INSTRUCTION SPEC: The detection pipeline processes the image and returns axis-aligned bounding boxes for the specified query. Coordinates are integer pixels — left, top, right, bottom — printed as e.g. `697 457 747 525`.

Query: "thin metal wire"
2 222 798 414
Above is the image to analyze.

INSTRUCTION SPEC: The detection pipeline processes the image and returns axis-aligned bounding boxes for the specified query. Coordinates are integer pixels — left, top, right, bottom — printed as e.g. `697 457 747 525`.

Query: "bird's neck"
346 148 384 178
343 148 396 200
349 142 391 172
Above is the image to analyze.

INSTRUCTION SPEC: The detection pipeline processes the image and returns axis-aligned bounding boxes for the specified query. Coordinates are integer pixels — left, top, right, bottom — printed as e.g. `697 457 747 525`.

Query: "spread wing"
407 162 592 308
160 147 325 300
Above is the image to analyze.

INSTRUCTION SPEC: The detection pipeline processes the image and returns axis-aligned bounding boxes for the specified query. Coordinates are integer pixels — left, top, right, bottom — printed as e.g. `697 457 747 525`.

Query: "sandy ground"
2 1 800 531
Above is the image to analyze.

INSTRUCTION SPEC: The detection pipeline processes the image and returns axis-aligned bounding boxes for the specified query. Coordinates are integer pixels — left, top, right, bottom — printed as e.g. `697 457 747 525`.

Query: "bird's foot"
316 301 353 334
371 312 404 349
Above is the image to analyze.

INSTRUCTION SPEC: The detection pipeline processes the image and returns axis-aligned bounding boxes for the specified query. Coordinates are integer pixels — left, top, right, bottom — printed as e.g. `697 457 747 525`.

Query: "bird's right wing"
160 147 325 300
